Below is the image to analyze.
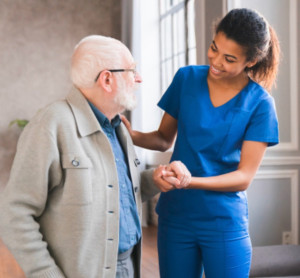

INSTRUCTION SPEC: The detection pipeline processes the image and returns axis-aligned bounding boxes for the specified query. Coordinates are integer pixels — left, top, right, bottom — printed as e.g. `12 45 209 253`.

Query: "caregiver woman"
122 8 280 278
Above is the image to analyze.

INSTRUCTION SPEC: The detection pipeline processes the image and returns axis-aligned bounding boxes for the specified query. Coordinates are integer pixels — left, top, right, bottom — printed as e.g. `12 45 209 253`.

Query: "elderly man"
0 35 190 278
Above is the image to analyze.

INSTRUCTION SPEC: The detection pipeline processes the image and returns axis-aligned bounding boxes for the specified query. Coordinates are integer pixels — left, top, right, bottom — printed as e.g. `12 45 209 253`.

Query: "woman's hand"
153 161 191 192
163 161 191 189
120 115 134 137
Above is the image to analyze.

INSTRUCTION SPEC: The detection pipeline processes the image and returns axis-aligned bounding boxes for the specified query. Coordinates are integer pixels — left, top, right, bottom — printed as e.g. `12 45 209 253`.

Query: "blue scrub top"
156 65 279 231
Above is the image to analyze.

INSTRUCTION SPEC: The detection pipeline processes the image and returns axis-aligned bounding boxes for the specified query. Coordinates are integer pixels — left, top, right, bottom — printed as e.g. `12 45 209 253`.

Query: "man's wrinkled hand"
153 165 179 192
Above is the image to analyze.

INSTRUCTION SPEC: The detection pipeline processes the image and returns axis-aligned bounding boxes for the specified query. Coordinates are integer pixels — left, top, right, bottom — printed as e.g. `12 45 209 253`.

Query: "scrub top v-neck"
156 65 279 231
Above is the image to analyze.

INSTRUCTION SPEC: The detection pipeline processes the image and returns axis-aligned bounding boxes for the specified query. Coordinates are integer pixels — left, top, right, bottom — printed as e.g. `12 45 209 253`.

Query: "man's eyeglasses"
94 68 136 82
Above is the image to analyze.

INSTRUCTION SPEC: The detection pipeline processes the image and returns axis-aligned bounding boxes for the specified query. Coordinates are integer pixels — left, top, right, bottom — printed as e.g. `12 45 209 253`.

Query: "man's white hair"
71 35 132 88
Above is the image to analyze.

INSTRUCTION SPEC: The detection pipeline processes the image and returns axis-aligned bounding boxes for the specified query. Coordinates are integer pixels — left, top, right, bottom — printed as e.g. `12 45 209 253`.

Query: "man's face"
113 60 141 111
114 74 138 111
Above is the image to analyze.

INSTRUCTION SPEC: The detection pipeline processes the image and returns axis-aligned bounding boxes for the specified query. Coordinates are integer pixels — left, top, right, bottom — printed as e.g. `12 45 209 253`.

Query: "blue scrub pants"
157 217 252 278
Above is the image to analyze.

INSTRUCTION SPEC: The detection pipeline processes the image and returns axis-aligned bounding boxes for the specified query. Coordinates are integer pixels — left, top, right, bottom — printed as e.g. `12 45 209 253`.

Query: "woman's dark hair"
216 8 280 91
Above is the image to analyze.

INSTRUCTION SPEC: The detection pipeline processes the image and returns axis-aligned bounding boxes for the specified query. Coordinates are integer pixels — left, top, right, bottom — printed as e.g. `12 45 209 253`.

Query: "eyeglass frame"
94 68 136 82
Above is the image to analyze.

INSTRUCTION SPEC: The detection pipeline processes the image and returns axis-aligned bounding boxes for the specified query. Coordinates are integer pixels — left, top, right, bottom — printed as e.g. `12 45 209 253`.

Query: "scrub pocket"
61 154 93 205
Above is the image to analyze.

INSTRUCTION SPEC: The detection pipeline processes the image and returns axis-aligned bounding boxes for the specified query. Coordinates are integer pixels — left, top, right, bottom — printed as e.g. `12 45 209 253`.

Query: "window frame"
159 0 196 95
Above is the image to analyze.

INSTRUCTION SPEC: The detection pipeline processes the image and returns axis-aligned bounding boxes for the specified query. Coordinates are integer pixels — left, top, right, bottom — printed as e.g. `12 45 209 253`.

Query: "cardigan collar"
66 87 103 137
66 87 129 154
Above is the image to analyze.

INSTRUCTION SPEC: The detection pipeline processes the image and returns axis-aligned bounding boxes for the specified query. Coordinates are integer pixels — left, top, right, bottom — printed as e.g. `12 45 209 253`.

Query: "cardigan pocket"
61 154 93 205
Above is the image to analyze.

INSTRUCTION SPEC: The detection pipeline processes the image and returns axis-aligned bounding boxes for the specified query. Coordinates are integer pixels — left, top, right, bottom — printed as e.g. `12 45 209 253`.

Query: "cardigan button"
134 158 140 167
72 159 80 167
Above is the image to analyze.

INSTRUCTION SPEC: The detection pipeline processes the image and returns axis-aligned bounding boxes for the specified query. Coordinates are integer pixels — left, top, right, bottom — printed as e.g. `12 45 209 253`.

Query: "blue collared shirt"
89 102 141 253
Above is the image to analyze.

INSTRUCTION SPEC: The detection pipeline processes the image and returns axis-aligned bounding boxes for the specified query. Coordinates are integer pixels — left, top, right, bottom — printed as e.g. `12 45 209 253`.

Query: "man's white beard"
114 78 138 111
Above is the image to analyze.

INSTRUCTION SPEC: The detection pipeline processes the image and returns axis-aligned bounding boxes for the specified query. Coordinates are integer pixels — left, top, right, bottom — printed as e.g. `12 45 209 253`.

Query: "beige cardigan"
0 87 159 278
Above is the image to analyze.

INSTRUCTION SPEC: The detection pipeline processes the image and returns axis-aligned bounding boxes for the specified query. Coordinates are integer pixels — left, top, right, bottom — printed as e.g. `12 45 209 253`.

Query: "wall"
0 0 121 190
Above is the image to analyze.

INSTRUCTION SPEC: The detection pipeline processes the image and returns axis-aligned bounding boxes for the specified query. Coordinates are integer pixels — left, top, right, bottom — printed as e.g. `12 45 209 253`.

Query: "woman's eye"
225 58 234 63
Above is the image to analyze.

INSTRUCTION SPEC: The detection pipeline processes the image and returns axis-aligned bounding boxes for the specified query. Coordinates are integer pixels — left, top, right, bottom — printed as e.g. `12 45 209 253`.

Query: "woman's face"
207 32 255 82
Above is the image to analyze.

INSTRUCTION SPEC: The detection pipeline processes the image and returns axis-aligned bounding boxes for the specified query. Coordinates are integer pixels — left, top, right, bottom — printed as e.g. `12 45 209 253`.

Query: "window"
159 0 196 94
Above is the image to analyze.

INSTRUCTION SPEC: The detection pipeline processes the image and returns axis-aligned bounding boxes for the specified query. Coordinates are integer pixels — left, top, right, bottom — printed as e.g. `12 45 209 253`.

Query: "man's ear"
96 70 113 93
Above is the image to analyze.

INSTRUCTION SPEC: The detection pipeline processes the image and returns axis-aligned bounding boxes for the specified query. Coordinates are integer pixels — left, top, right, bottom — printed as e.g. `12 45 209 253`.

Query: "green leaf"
9 119 29 128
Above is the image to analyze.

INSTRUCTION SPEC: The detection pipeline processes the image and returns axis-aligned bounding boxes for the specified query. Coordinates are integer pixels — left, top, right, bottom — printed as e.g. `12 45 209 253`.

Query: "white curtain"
121 0 142 130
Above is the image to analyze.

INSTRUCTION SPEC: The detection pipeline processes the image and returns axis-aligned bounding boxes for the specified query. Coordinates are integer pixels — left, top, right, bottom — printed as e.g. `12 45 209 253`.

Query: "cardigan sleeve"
140 168 160 202
0 119 65 278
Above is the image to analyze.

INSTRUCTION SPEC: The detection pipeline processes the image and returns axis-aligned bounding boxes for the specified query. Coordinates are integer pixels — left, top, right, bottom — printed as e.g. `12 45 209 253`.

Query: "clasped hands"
153 161 191 192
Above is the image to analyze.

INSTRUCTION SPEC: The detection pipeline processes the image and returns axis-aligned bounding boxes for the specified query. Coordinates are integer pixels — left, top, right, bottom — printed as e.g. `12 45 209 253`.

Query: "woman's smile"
210 65 223 75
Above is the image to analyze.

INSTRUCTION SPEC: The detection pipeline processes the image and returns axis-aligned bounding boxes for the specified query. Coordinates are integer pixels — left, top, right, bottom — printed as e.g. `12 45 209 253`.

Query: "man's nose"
135 72 142 83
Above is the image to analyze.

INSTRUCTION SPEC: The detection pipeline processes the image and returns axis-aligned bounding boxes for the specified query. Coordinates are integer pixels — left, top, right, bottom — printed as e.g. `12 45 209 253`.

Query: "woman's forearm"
132 130 173 151
188 169 253 192
121 112 177 152
186 141 267 192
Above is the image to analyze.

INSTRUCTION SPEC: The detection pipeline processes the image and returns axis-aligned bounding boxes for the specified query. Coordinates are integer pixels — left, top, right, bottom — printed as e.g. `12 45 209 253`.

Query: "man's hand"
163 161 191 189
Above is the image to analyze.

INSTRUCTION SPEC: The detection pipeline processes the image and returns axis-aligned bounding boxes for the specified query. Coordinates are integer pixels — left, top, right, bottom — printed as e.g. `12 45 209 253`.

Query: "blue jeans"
116 247 135 278
157 217 252 278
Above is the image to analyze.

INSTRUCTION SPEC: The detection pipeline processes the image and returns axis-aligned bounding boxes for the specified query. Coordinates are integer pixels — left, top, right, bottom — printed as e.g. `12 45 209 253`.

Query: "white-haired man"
0 35 190 278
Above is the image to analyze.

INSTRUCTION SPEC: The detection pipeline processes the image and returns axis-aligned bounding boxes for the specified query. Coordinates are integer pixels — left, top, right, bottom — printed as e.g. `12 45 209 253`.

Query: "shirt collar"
88 101 121 129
